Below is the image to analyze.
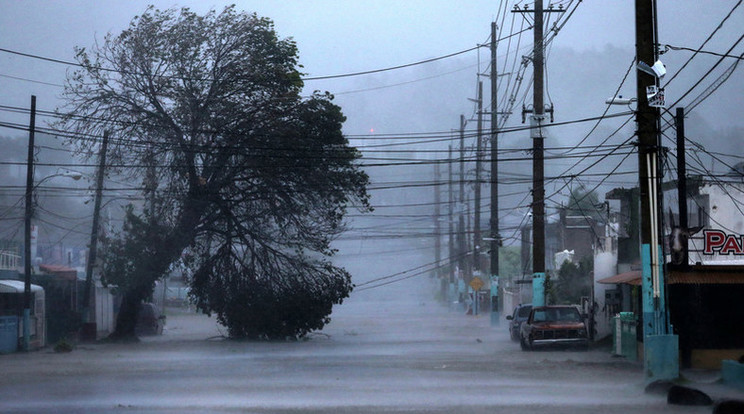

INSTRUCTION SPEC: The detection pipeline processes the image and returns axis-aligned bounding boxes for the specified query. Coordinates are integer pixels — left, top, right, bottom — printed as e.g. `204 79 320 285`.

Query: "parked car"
136 303 165 336
505 304 532 341
519 305 588 351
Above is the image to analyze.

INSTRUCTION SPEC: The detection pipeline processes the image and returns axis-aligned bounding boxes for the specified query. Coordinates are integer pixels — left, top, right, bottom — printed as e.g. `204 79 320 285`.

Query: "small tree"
543 271 556 305
567 185 603 222
554 257 593 305
498 246 521 279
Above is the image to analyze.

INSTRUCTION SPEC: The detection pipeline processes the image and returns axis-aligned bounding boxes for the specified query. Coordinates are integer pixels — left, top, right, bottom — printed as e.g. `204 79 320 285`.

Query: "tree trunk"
108 199 205 341
108 288 147 341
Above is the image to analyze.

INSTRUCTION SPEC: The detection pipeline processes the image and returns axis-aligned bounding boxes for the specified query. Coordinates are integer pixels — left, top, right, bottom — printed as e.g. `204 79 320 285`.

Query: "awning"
598 270 641 286
598 267 744 285
668 267 744 284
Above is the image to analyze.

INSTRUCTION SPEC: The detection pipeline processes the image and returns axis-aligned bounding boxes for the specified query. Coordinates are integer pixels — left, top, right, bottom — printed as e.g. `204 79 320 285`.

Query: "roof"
0 280 43 293
39 264 78 281
39 264 76 272
598 271 641 286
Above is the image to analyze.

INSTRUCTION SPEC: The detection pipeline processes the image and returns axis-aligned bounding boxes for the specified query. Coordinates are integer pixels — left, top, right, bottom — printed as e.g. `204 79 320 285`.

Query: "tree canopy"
58 6 370 340
554 257 593 305
566 184 603 222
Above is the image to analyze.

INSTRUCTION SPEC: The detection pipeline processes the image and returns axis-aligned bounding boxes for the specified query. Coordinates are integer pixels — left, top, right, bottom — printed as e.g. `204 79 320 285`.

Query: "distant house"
0 248 22 279
0 279 45 351
508 206 604 313
35 264 116 342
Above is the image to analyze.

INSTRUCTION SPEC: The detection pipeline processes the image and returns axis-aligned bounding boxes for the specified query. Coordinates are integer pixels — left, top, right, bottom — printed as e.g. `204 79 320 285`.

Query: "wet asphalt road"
1 287 742 413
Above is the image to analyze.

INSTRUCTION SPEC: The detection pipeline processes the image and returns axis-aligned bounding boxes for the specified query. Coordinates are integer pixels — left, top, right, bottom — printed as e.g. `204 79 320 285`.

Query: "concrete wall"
593 250 618 341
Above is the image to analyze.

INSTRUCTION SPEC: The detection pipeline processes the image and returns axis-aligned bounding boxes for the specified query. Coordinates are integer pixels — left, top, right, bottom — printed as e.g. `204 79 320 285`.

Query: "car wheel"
520 336 529 351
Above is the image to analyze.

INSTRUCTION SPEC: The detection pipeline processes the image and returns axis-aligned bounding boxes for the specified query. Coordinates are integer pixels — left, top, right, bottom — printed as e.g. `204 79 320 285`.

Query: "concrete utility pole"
489 21 501 325
23 95 36 351
635 0 679 382
82 130 109 340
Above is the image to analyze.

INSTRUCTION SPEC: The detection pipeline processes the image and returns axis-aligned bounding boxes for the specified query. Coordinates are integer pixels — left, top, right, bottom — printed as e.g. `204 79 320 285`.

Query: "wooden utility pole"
23 95 36 351
531 0 546 306
635 0 678 382
458 115 468 289
636 0 662 335
675 107 688 266
489 21 501 323
512 0 563 307
82 130 109 338
474 81 483 274
448 145 455 294
434 162 443 294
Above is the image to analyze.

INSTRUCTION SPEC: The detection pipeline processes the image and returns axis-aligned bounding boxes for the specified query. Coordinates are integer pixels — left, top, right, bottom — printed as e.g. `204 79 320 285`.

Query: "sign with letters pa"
703 229 744 255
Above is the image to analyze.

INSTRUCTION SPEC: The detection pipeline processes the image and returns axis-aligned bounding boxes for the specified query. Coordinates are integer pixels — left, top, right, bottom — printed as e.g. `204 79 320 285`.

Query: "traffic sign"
469 276 484 291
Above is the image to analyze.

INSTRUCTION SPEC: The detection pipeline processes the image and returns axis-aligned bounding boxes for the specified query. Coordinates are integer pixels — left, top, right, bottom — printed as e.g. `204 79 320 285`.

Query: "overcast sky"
1 1 742 279
2 1 742 134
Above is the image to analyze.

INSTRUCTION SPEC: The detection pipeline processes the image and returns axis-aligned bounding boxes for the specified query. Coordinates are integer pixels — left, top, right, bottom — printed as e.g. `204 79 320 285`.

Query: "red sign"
703 230 744 255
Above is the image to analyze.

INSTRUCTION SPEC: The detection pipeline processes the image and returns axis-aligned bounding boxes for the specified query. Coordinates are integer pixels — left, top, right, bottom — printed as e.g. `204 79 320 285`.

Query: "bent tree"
58 6 370 340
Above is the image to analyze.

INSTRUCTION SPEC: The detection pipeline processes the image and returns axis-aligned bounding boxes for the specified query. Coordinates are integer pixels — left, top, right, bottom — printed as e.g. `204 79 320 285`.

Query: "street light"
23 170 83 351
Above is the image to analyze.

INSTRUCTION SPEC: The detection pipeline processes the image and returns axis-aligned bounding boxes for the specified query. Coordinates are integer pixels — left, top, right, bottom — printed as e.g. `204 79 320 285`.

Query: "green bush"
53 338 74 353
191 263 352 340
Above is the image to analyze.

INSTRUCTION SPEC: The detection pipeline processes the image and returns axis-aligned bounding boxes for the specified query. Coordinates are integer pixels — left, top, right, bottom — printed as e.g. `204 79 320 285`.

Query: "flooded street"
1 285 741 413
1 2 743 413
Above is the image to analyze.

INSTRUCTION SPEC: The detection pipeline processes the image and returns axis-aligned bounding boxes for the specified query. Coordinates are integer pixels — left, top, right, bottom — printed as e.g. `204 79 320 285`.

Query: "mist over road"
1 286 739 413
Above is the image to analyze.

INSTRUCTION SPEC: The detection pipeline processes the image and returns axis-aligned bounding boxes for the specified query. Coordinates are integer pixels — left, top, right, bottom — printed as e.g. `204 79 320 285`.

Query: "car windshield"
532 308 581 322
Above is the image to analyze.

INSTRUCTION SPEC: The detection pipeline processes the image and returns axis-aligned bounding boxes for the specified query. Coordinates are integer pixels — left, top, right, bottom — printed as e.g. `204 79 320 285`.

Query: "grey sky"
2 1 741 134
1 1 742 280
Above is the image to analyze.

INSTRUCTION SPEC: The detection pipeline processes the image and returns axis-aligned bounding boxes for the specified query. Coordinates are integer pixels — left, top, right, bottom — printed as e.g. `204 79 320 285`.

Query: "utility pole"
513 1 562 307
489 21 501 325
474 81 483 277
448 145 455 303
82 130 109 340
675 107 688 266
23 95 36 351
531 0 546 307
434 162 443 297
458 115 469 307
635 0 678 382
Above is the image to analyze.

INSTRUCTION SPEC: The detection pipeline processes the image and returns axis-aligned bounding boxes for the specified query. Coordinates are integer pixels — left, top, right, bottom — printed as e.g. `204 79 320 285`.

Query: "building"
508 206 604 313
595 178 744 369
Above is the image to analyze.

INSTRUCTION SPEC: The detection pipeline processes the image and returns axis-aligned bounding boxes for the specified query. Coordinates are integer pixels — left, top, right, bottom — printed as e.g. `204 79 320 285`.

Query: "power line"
668 32 744 109
664 44 744 61
303 46 482 81
0 45 482 83
549 57 636 156
0 73 64 87
354 250 471 291
661 0 742 88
